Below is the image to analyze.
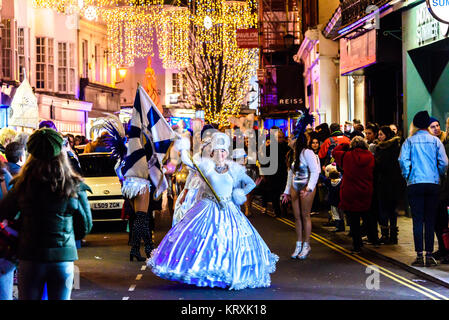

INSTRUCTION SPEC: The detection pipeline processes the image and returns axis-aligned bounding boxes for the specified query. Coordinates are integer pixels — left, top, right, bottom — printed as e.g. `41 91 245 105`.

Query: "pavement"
268 205 449 289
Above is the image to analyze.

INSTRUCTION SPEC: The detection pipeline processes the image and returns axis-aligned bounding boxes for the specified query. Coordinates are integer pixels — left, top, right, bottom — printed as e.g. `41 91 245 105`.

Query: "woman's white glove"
232 188 247 206
174 137 191 152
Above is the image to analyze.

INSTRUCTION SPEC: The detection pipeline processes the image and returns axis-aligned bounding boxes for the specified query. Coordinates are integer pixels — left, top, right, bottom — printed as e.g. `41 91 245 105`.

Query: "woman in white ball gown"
148 132 279 290
171 137 212 227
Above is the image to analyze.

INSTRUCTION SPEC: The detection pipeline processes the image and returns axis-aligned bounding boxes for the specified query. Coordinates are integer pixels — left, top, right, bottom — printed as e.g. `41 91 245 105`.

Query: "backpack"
325 137 338 166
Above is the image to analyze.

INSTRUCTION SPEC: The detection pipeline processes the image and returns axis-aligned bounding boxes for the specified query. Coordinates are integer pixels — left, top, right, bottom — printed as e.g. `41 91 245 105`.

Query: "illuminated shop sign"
427 0 449 24
417 4 449 46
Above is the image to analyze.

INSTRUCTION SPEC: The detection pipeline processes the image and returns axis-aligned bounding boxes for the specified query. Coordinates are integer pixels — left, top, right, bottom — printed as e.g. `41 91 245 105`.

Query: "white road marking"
136 274 143 281
141 265 146 271
128 285 136 291
122 297 129 300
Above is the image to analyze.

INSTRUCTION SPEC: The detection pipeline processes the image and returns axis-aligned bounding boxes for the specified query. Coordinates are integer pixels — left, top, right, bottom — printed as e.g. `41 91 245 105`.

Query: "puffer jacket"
332 143 375 212
0 182 92 262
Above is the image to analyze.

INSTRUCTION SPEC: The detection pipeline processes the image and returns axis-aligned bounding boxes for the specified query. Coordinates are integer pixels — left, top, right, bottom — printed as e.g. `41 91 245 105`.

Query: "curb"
312 220 449 290
252 200 449 290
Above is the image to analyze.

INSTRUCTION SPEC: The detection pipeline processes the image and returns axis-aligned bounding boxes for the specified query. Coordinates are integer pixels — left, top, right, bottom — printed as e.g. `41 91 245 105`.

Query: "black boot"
143 212 155 258
129 211 148 262
332 220 345 232
390 226 398 244
379 226 390 244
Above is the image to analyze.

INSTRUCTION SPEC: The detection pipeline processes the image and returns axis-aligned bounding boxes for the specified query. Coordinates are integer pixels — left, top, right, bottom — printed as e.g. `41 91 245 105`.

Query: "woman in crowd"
148 132 278 290
0 128 93 300
309 134 320 155
332 136 376 253
281 111 320 259
0 162 14 300
399 111 448 267
373 126 404 244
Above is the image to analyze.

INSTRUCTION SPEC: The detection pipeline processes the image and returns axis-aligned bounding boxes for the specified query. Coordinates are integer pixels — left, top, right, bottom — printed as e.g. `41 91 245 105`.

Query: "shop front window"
2 20 12 79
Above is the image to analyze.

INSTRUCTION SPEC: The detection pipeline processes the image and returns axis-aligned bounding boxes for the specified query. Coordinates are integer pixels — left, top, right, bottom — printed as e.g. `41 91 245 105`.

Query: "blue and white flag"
121 85 176 200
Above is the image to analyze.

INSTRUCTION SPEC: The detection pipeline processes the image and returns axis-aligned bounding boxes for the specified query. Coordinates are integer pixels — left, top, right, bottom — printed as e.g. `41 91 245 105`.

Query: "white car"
78 152 125 223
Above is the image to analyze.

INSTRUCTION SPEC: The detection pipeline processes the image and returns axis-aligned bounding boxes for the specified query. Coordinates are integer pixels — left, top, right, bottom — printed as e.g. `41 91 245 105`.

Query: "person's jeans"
407 183 440 253
0 259 16 300
18 260 74 300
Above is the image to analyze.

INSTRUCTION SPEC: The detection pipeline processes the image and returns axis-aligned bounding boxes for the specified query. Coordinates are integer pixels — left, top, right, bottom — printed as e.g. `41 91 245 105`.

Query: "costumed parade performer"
281 108 320 260
104 85 175 262
148 132 279 290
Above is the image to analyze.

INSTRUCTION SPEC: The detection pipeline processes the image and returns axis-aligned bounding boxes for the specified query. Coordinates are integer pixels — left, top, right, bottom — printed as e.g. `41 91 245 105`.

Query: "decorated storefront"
402 0 449 128
37 94 92 136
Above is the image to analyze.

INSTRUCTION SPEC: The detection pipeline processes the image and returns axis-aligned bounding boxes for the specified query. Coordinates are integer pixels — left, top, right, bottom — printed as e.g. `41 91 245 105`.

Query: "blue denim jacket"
398 130 448 186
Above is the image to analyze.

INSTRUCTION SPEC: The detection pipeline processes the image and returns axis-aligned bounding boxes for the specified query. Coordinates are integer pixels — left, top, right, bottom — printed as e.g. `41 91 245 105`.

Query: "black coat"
374 136 405 203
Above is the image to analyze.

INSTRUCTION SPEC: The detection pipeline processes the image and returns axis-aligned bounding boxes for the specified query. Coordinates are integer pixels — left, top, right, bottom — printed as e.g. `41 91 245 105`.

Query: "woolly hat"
38 120 57 131
429 117 440 126
413 111 431 129
211 132 230 153
27 128 63 160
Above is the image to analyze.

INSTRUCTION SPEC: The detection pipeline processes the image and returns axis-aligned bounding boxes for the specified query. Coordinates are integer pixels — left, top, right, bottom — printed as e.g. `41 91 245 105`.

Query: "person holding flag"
106 85 176 262
148 132 279 290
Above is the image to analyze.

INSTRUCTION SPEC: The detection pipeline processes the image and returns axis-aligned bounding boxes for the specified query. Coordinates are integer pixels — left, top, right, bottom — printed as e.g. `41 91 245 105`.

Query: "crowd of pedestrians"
0 121 93 300
242 111 449 266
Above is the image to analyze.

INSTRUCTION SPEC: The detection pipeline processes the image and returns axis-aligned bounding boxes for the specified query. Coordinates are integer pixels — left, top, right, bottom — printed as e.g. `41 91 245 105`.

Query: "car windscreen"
78 154 117 177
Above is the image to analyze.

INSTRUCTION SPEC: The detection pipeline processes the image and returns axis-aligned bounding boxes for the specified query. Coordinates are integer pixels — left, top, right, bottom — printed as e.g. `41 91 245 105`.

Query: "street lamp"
115 66 128 85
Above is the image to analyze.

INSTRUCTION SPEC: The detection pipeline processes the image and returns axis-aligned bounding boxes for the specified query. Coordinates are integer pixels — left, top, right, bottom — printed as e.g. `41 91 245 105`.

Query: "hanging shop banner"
340 29 377 75
276 64 305 110
236 29 259 48
427 0 449 24
8 77 39 129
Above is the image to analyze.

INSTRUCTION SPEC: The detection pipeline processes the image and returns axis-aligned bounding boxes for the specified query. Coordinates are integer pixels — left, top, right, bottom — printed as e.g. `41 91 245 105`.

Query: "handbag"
443 227 449 251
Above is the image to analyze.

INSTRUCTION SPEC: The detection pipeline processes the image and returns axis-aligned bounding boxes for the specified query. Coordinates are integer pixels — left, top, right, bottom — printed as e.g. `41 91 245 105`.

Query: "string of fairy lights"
32 0 259 126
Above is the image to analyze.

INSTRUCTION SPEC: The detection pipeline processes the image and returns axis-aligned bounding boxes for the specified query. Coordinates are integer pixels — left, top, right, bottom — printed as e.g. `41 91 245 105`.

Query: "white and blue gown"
148 151 279 290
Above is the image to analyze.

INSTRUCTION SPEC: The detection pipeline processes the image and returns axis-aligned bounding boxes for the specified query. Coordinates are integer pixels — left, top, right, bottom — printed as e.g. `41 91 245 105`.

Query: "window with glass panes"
18 28 25 82
36 37 46 89
58 42 67 92
48 39 54 90
172 73 181 93
69 43 75 93
2 20 12 79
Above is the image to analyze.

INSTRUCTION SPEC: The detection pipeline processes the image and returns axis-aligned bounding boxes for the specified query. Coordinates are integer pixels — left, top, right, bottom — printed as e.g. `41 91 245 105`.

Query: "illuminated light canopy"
33 0 258 126
83 5 98 20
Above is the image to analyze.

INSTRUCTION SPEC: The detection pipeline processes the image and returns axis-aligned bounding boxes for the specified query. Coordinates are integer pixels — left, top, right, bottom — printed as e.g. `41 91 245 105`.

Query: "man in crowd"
5 142 25 176
429 116 449 262
344 121 353 138
429 117 446 143
318 123 350 168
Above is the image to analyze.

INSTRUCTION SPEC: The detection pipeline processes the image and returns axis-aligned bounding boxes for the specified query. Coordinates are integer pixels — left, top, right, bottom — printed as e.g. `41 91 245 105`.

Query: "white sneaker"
297 243 311 260
291 241 303 259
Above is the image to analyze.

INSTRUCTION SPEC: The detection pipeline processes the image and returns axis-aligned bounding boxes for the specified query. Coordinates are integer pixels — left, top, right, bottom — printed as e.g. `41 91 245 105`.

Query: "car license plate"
91 200 123 210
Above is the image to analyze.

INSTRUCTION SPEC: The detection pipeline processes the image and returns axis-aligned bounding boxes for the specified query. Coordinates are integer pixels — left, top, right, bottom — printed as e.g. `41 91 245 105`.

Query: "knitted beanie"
27 128 63 160
413 111 431 129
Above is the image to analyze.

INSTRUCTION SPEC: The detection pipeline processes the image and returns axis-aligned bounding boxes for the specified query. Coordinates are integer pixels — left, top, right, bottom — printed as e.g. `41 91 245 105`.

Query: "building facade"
0 0 93 135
